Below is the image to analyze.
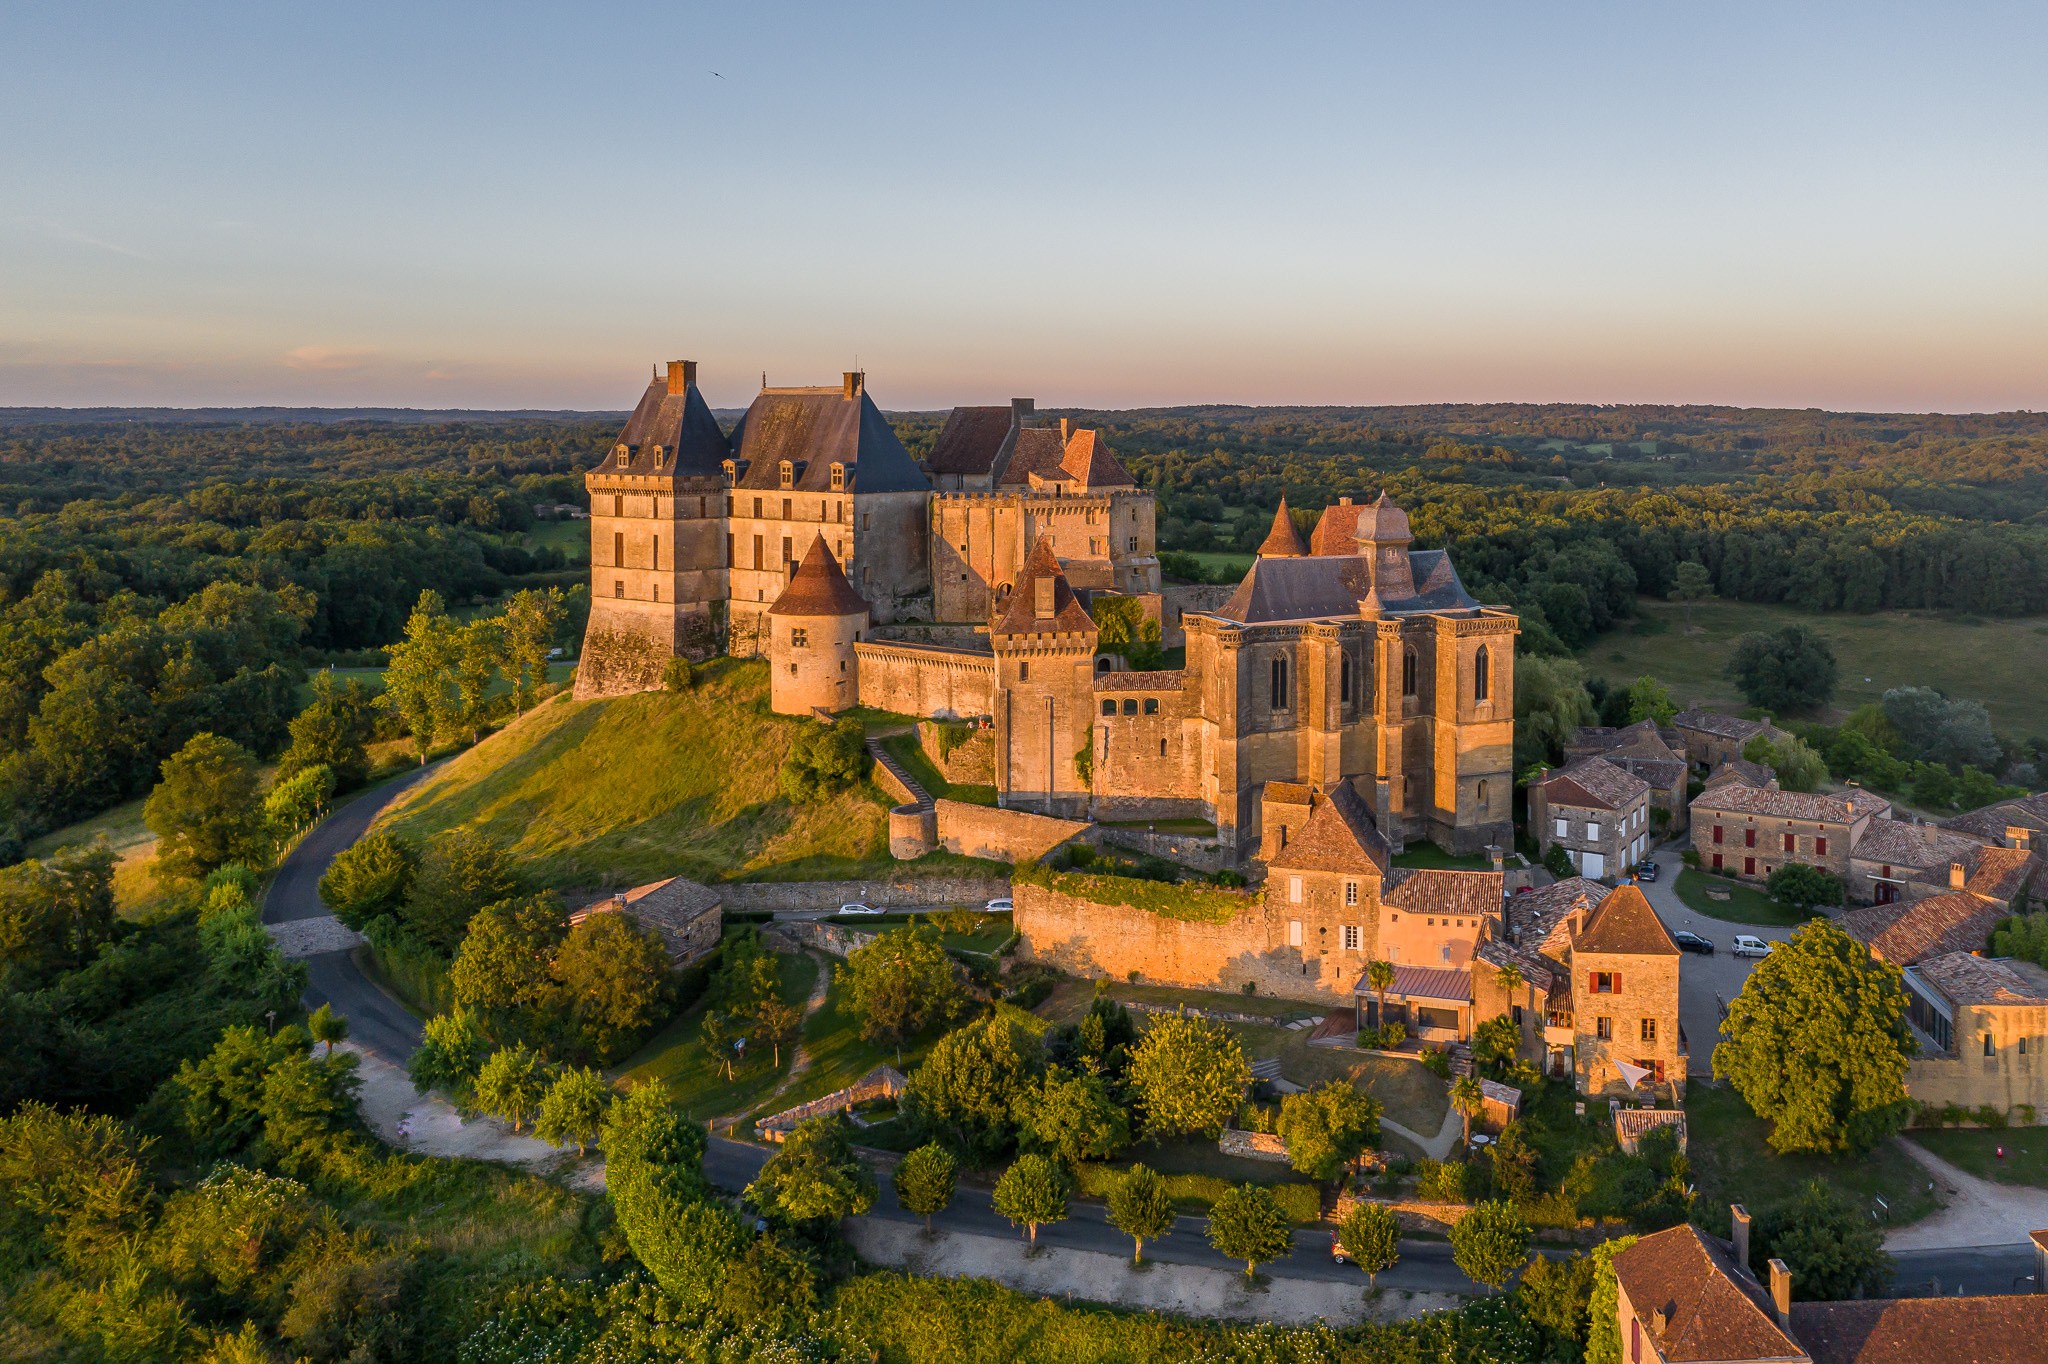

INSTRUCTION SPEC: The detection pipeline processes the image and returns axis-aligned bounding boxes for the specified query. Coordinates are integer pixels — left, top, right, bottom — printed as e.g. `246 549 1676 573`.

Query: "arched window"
1096 656 1112 673
1402 647 1418 697
1339 652 1353 705
1474 645 1490 703
1270 655 1290 711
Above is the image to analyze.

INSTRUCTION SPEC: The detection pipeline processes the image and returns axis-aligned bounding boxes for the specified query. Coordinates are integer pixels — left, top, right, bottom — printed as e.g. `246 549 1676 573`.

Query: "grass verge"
1905 1129 2048 1187
1685 1083 1941 1229
1674 868 1817 928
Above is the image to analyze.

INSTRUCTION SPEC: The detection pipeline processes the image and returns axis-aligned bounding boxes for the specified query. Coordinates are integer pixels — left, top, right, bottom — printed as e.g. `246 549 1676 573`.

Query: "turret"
766 535 871 716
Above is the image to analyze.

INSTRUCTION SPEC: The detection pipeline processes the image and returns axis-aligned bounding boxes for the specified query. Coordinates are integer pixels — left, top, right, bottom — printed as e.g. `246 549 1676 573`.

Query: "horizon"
6 3 2046 413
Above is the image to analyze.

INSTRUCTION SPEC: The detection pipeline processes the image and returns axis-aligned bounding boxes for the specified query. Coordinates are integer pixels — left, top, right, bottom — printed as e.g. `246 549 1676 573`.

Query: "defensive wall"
932 800 1091 864
718 875 1010 913
918 720 996 785
853 641 994 720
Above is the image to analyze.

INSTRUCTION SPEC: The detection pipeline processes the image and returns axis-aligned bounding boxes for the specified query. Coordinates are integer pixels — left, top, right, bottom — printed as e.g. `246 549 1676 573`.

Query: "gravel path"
1886 1137 2048 1252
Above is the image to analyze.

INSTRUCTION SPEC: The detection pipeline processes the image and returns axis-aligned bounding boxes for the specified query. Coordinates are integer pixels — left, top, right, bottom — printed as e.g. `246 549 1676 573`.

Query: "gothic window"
1474 645 1490 702
1402 647 1418 697
1339 651 1353 705
1270 655 1290 711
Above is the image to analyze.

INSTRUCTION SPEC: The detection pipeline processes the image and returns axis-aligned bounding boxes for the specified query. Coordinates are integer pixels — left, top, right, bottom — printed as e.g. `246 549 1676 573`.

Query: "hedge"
1073 1163 1324 1224
1014 862 1253 924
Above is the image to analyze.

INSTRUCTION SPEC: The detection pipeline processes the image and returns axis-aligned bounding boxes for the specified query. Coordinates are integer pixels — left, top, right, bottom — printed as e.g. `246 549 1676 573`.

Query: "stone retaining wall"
935 800 1090 864
780 920 880 958
1218 1129 1291 1164
1331 1195 1475 1233
918 721 995 785
718 876 1011 913
1098 829 1233 872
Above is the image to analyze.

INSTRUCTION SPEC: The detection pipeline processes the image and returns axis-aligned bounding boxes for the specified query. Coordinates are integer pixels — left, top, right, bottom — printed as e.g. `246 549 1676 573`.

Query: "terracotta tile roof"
1909 953 2048 1008
1850 818 1982 871
1941 791 2048 843
768 535 870 617
603 370 733 477
1267 782 1391 877
925 404 1015 477
1840 892 2006 966
1673 709 1771 743
1256 498 1308 558
729 383 930 493
1353 963 1471 1003
1790 1294 2048 1364
1704 757 1775 791
1057 429 1136 488
1507 877 1611 969
1539 757 1651 812
572 877 721 963
1475 936 1559 995
1611 1225 1803 1364
994 428 1070 486
1308 500 1362 556
1574 883 1678 956
1383 866 1502 922
991 537 1097 638
1093 670 1187 692
1691 783 1887 825
1967 845 2038 902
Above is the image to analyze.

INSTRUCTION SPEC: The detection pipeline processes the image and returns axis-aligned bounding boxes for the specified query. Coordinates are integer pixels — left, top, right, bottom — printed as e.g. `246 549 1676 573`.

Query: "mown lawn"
1579 595 2048 736
376 659 906 886
616 948 820 1123
1907 1128 2048 1188
1685 1083 1942 1229
1674 868 1818 928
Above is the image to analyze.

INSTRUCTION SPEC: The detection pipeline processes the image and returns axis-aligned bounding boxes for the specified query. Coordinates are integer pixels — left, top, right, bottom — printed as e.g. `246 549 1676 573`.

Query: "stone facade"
1530 758 1653 881
918 720 995 785
934 799 1090 864
1901 953 2048 1122
1690 784 1887 882
854 641 994 720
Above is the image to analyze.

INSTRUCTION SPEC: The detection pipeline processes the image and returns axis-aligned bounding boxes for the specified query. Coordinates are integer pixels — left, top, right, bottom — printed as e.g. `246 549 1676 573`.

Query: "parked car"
985 898 1014 913
837 902 884 917
1672 930 1715 955
1636 861 1659 882
1330 1230 1351 1265
1731 934 1772 958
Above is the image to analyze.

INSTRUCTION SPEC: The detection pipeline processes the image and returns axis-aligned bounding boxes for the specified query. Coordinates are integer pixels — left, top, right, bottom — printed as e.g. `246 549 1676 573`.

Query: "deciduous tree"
746 1115 876 1227
279 670 374 790
408 1008 489 1099
1727 626 1837 713
1669 561 1715 631
1015 1068 1131 1166
551 910 674 1060
1126 1012 1250 1139
1756 1179 1893 1300
1337 1201 1400 1283
892 1142 957 1233
501 587 567 712
405 829 523 952
317 830 418 930
380 590 462 763
992 1153 1068 1248
145 732 267 883
1277 1081 1382 1183
841 923 960 1051
1449 1198 1531 1292
473 1045 550 1133
903 1013 1043 1160
535 1065 611 1155
1207 1183 1292 1279
1107 1163 1174 1265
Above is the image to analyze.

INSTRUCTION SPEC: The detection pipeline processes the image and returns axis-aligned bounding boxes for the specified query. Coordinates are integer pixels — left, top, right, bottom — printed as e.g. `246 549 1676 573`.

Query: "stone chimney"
1951 861 1968 890
842 371 864 399
1338 495 1353 506
1058 417 1073 442
2009 826 2032 851
1767 1259 1792 1329
666 360 696 395
1486 844 1504 874
1731 1204 1752 1275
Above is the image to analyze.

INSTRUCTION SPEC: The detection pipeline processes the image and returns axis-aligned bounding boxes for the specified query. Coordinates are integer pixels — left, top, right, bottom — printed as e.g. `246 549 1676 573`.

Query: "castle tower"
576 361 732 698
989 538 1099 815
767 535 871 716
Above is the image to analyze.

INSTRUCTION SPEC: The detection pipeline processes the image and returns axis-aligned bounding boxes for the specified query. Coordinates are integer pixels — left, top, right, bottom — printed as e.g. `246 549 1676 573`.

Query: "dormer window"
779 461 794 489
651 445 665 465
616 445 631 467
830 463 845 491
1034 577 1055 616
721 459 737 483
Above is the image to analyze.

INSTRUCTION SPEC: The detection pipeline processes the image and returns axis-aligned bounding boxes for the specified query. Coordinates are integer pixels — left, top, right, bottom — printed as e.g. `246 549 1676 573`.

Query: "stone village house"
1530 756 1654 880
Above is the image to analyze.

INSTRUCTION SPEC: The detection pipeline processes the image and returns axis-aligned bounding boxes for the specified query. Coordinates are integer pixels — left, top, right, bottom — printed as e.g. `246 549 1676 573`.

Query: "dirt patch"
345 1042 599 1181
846 1219 1460 1326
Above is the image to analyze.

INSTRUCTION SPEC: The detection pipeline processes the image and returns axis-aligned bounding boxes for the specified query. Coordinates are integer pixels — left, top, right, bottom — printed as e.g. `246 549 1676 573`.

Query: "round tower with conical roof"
1256 496 1308 558
767 535 871 716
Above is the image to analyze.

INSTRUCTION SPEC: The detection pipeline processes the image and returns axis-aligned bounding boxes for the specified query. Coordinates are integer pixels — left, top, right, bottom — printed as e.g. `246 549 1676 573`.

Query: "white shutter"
1288 876 1303 903
1288 919 1303 947
1554 818 1567 839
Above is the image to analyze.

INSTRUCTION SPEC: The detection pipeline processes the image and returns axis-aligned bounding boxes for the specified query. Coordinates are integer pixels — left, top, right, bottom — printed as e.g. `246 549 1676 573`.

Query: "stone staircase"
865 734 933 812
1249 1057 1284 1083
1448 1043 1475 1078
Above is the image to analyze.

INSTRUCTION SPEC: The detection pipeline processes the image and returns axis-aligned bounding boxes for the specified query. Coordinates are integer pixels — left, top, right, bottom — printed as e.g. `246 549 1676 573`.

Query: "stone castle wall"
718 875 1010 913
918 721 996 784
934 800 1090 864
854 642 994 720
573 621 677 699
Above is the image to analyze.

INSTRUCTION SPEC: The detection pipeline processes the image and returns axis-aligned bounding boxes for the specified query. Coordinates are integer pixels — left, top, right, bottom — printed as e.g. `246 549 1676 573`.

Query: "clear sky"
4 2 2044 412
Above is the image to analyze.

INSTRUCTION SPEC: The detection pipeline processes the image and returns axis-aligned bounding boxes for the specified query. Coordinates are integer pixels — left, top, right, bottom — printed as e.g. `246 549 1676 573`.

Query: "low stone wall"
870 754 919 808
781 920 879 959
1098 828 1232 872
918 721 995 785
1331 1195 1475 1233
935 800 1090 864
854 641 994 720
1218 1129 1290 1164
718 876 1011 913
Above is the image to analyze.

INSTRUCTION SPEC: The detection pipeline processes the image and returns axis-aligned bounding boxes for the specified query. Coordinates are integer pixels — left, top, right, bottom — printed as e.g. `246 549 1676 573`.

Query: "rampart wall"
918 721 996 785
854 641 994 720
934 800 1090 864
719 875 1010 912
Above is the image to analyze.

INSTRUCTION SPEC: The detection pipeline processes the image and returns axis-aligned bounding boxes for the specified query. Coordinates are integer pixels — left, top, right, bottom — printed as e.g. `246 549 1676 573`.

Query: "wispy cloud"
282 345 379 372
17 217 149 260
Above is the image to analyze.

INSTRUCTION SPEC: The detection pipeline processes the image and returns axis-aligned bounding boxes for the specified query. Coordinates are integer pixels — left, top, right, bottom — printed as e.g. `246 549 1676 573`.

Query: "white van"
1731 935 1772 958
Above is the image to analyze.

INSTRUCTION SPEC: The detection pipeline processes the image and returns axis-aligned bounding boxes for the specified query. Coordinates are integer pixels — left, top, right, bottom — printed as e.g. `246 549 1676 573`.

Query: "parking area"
1634 840 1799 1076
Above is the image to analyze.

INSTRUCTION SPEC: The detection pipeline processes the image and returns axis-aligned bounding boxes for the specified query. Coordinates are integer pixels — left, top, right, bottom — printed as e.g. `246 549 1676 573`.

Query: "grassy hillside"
377 658 903 886
1581 596 2048 737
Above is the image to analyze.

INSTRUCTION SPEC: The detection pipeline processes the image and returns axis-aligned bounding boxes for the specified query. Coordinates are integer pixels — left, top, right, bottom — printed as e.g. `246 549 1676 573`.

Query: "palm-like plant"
1450 1074 1485 1144
1493 963 1523 1016
1366 959 1396 1033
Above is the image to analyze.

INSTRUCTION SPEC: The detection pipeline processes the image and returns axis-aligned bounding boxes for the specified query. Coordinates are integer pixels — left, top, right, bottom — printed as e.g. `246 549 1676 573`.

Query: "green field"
617 946 820 1121
1685 1083 1941 1229
27 793 162 917
1581 596 2048 736
520 518 589 559
377 659 912 886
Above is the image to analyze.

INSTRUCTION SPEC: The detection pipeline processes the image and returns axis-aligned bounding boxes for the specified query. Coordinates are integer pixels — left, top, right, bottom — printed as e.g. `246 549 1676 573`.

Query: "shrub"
662 658 695 692
1416 1159 1472 1204
1422 1049 1453 1079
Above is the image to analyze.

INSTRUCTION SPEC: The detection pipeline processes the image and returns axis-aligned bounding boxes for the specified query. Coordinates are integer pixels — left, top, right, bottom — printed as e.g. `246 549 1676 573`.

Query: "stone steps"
865 736 934 811
1249 1057 1284 1081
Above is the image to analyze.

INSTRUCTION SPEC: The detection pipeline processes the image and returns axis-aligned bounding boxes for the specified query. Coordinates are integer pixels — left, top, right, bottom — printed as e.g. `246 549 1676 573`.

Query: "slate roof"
1093 670 1187 692
572 877 722 964
1790 1294 2048 1364
1942 791 2048 843
1840 892 2006 966
925 404 1016 477
1611 1225 1803 1364
1210 549 1480 624
768 535 870 618
991 537 1096 638
1909 953 2048 1008
1383 867 1502 922
1266 782 1390 876
1673 709 1772 743
1574 883 1678 956
1691 784 1886 824
728 383 930 493
1354 963 1472 1003
601 370 732 477
1257 498 1308 558
1539 757 1651 813
1851 818 1985 871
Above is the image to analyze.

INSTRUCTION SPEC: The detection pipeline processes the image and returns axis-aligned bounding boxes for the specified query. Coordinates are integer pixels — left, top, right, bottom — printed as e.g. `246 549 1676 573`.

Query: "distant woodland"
0 401 2044 845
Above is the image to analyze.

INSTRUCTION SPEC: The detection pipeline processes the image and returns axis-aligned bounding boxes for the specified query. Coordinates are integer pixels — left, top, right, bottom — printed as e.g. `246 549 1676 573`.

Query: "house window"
1589 971 1620 994
1288 876 1303 904
1102 700 1115 716
1985 1034 1996 1058
613 580 624 598
791 628 808 649
1588 822 1601 840
1402 647 1418 697
614 531 624 566
1143 698 1158 715
752 535 764 570
1641 1018 1657 1043
1340 652 1353 704
1344 880 1358 906
1474 645 1490 702
1122 699 1137 716
1159 738 1167 756
782 497 793 520
1270 656 1290 710
1342 925 1360 950
1783 833 1795 853
1713 825 1724 844
779 461 793 488
1477 779 1489 808
1816 837 1828 856
652 536 660 570
727 534 735 567
831 463 845 491
1018 662 1029 681
1555 818 1568 839
1596 1016 1613 1041
1744 828 1756 847
752 496 762 519
1127 535 1137 551
613 495 623 516
782 537 793 569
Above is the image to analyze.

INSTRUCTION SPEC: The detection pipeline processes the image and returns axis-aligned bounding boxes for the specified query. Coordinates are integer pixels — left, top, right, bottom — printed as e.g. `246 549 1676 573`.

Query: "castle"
578 361 1517 858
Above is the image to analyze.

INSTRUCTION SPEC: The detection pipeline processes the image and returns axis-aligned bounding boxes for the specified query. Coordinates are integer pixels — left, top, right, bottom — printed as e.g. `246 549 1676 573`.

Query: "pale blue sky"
4 2 2044 411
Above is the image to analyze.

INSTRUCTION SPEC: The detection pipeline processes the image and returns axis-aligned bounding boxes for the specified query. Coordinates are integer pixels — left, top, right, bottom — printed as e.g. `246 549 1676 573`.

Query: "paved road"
261 765 442 1061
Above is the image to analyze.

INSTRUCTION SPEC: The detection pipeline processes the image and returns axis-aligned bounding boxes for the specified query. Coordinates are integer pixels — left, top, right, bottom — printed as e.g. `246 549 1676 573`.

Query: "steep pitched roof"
1940 790 2048 844
603 370 732 477
1840 892 2006 966
1704 757 1775 791
991 537 1096 638
1611 754 1689 793
1383 867 1502 922
1309 499 1363 556
1507 877 1611 969
1539 757 1651 812
1358 493 1412 544
767 535 870 618
571 877 721 964
1057 429 1136 488
1256 498 1308 558
1210 551 1480 624
1967 845 2039 902
925 405 1015 477
1573 884 1677 956
1691 784 1886 825
1266 782 1390 876
1790 1294 2048 1364
994 427 1071 486
728 382 930 493
1611 1225 1804 1364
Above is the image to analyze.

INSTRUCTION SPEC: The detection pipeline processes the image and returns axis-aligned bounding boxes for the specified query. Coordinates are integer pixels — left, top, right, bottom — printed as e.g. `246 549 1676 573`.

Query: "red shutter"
1588 971 1597 992
1614 972 1622 994
1713 825 1723 844
1783 833 1794 852
1817 837 1828 856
